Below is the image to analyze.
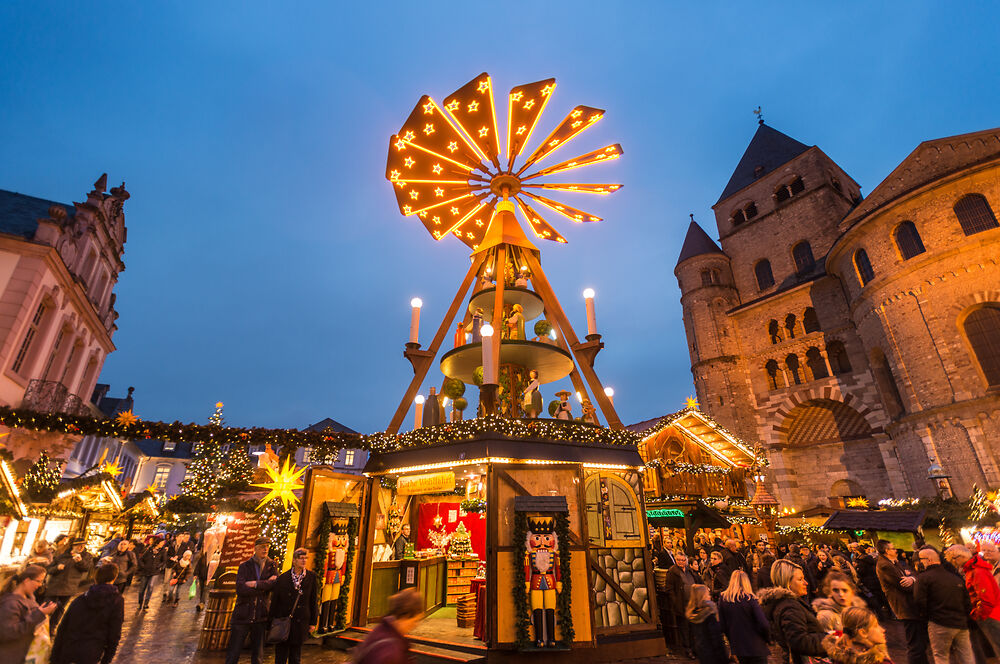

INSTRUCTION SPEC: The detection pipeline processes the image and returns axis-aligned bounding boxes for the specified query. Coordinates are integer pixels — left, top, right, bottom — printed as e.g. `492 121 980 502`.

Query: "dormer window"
163 441 176 453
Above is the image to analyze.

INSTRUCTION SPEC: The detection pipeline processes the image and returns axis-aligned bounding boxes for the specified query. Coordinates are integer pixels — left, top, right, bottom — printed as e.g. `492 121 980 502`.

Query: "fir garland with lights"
554 511 574 646
21 452 61 501
335 517 358 631
513 511 573 650
259 500 293 565
513 512 530 649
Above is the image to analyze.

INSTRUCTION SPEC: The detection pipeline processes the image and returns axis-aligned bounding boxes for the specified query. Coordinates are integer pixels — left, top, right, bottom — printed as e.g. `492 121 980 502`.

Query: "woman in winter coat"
50 562 124 664
166 549 193 604
685 584 729 664
0 564 56 664
706 550 729 601
809 549 835 591
758 559 829 664
354 588 424 664
813 571 868 632
268 548 319 664
823 606 892 664
717 570 770 664
135 536 166 612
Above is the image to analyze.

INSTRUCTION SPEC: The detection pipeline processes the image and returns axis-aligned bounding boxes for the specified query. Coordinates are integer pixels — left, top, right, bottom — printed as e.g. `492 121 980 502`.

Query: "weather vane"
753 106 764 125
385 73 623 249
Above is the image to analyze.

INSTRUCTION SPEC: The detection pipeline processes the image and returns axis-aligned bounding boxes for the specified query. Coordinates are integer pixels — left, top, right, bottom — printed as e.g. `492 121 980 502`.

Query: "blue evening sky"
1 3 997 433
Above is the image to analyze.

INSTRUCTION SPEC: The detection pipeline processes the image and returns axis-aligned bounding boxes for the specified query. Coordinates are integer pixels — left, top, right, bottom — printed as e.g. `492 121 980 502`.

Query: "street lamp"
928 460 954 500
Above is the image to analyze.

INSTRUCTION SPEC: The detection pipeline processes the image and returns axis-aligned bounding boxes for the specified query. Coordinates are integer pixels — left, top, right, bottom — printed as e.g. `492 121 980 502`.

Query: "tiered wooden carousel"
296 73 665 663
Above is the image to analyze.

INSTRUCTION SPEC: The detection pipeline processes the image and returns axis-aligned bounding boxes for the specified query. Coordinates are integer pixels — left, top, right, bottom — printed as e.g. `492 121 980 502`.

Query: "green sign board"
646 508 685 518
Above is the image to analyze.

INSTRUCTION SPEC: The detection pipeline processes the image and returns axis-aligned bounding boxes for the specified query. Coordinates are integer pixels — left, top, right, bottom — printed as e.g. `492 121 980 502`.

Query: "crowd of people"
652 533 1000 664
0 528 218 664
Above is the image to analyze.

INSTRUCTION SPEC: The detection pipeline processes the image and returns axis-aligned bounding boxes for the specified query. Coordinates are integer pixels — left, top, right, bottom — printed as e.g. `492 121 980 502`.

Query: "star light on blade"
115 411 139 427
252 457 306 511
384 74 622 246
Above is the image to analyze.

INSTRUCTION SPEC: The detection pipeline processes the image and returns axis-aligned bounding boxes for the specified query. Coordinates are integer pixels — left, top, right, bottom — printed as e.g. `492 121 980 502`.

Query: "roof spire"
753 106 764 126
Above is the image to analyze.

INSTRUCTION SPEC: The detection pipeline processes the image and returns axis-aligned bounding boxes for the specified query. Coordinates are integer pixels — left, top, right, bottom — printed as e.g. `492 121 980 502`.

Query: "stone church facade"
675 122 1000 508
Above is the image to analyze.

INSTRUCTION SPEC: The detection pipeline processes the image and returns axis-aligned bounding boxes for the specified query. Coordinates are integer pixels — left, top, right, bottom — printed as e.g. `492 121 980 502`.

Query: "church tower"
674 219 758 444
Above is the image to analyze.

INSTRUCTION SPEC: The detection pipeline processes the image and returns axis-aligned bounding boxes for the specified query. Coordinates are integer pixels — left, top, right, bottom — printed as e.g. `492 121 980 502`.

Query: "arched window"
854 249 875 286
775 184 790 203
784 314 797 339
894 221 925 260
785 354 802 384
755 259 775 291
963 306 1000 387
700 269 712 287
768 320 782 344
803 307 821 333
745 202 758 220
11 301 49 375
765 359 785 390
711 269 720 284
732 209 746 225
826 340 852 374
775 177 805 203
831 177 843 193
805 347 830 380
584 474 640 546
789 176 805 195
954 194 999 236
792 241 815 276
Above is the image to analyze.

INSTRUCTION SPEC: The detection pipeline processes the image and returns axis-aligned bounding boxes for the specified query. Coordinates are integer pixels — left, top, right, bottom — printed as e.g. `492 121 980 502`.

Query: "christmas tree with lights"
22 452 61 501
449 522 472 559
221 443 254 494
178 402 228 502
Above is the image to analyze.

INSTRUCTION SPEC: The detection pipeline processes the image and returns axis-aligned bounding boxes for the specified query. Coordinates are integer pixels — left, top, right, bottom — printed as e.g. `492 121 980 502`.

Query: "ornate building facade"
675 123 1000 508
0 175 128 469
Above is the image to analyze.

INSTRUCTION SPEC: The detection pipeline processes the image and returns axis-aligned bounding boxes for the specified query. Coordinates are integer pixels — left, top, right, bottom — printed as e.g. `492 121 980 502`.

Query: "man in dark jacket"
876 539 929 664
721 538 749 580
225 537 279 664
135 536 166 612
105 539 137 595
47 538 95 628
51 562 125 664
663 552 699 658
914 547 973 664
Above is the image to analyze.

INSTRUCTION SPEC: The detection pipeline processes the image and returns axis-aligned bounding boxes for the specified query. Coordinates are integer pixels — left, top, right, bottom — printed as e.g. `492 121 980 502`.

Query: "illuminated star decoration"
684 396 700 410
102 461 123 478
434 514 444 528
252 457 306 511
115 410 139 427
385 72 624 250
846 497 870 509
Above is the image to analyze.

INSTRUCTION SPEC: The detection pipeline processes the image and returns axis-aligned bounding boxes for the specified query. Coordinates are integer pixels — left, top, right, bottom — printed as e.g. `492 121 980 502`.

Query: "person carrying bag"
267 548 317 664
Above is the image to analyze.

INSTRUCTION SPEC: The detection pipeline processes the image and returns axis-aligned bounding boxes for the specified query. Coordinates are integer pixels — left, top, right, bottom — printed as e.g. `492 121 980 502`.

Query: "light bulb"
582 288 595 299
604 387 615 398
481 323 494 337
410 297 423 308
415 395 425 405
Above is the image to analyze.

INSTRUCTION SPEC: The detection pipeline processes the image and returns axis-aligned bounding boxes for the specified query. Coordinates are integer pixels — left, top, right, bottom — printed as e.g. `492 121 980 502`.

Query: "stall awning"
645 501 730 529
323 501 360 519
822 509 926 533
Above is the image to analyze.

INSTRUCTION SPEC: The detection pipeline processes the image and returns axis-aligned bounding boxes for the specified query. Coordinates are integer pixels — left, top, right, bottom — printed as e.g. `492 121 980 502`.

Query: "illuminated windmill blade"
386 134 476 184
520 144 624 181
514 196 567 244
424 193 491 241
392 181 478 218
522 183 623 195
398 96 489 174
442 73 502 171
505 78 556 173
520 190 602 223
515 105 604 176
450 198 496 250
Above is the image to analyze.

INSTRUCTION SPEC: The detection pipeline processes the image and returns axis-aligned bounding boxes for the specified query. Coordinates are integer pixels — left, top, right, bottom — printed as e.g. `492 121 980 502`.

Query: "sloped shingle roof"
675 221 725 266
717 124 811 204
0 189 74 239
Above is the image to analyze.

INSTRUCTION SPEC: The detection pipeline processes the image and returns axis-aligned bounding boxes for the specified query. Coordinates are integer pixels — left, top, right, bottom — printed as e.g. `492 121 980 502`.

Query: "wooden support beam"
523 251 623 429
588 553 651 622
488 245 507 409
386 254 486 433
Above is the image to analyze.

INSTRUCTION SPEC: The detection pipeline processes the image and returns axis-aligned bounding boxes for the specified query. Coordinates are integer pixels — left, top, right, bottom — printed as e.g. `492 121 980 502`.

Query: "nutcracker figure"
319 519 350 631
524 516 562 648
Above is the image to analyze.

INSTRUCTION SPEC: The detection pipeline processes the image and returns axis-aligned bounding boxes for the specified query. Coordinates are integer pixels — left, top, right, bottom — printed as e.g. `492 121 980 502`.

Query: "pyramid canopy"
675 220 724 267
716 123 811 204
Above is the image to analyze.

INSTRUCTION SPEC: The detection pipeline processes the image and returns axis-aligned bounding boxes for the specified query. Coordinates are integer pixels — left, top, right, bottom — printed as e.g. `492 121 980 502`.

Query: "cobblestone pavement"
110 580 916 664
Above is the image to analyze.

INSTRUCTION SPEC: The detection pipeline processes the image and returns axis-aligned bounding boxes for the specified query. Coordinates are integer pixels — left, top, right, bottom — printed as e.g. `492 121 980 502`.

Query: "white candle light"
582 288 597 336
409 298 423 344
481 323 495 383
414 394 425 430
604 386 615 405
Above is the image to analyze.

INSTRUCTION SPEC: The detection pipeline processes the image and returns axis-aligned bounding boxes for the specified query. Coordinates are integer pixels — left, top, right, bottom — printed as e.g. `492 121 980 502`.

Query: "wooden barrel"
198 589 237 651
654 568 668 593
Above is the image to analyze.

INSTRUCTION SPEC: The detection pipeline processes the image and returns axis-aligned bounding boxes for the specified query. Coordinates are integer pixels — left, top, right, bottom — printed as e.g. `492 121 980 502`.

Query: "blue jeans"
225 622 266 664
136 575 156 608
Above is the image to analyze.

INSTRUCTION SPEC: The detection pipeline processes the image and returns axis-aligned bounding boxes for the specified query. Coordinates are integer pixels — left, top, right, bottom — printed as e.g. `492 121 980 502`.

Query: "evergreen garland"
312 516 332 635
22 452 61 501
260 501 293 565
513 512 530 649
554 511 574 646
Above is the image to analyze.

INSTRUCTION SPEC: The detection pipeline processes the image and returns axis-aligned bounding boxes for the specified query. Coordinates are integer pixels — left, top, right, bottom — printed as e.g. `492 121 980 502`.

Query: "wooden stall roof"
48 472 124 514
644 500 731 529
323 501 360 518
823 509 926 533
365 434 644 474
630 406 762 469
0 456 26 518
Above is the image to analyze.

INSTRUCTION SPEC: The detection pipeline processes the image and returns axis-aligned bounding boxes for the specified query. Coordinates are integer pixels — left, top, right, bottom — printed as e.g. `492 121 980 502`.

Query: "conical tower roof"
716 123 811 204
675 220 724 267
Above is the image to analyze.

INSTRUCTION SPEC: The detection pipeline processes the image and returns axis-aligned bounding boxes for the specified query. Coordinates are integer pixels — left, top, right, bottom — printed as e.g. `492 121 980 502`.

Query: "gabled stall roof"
630 406 762 468
823 509 926 533
49 472 124 514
